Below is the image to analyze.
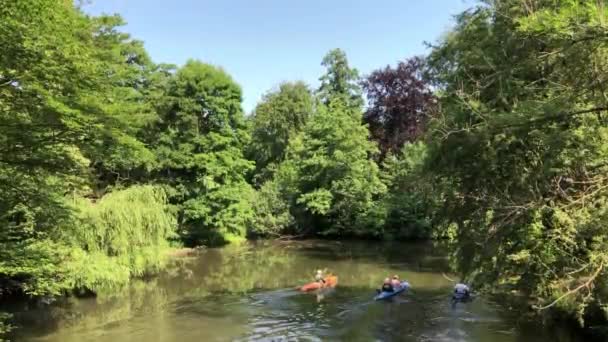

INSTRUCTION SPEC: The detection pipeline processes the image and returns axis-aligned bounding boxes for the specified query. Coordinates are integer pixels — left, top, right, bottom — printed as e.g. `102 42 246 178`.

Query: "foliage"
0 312 11 341
65 185 177 292
0 0 96 245
151 60 255 246
426 0 608 326
248 82 314 185
283 98 386 236
0 186 176 297
85 14 160 186
248 177 294 237
362 57 436 159
0 1 177 299
317 48 363 109
380 142 439 239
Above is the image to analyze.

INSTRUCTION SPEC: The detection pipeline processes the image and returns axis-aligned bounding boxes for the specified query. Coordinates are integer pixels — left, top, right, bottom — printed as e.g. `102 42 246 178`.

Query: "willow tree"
152 60 254 245
67 185 177 293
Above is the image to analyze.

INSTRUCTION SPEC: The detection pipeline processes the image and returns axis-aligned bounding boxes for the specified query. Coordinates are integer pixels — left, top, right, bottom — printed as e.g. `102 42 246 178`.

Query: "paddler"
390 275 401 288
453 283 470 300
315 269 326 284
381 277 394 292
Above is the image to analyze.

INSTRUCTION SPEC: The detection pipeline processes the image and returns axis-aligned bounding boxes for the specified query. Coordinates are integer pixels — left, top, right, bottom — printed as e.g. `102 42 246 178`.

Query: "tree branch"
534 261 604 310
493 107 608 131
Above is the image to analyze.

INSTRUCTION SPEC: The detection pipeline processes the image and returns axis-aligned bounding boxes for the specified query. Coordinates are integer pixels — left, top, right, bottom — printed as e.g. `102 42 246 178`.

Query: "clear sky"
83 0 474 113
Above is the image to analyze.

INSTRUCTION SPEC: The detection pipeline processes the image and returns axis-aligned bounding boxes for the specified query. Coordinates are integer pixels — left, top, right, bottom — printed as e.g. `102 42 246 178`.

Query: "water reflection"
5 241 581 341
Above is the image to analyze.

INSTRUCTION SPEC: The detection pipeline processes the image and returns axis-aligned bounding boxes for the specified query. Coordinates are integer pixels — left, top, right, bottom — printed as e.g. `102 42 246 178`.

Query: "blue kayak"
374 281 410 301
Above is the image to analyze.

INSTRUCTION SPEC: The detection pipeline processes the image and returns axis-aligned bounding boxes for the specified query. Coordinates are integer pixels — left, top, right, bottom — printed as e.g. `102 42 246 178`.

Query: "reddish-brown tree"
362 57 436 159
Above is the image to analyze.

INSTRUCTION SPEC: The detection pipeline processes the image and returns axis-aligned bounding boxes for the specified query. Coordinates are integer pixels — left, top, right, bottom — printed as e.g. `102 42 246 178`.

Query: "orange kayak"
299 275 338 292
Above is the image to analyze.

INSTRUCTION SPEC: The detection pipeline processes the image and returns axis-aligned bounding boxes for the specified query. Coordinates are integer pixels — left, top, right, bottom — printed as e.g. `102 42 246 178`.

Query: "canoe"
299 275 338 292
374 281 410 301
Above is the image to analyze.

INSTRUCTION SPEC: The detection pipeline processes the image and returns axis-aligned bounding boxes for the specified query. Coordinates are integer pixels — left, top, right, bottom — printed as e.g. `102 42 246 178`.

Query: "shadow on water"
3 240 586 342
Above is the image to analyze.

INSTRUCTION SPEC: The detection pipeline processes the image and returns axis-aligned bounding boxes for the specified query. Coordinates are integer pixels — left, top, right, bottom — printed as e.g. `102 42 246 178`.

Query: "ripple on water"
237 314 325 342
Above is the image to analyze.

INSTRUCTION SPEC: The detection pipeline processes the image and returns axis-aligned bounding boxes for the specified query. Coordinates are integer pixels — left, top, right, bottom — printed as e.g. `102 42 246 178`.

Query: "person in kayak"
315 269 326 284
390 275 401 288
453 283 470 300
380 277 394 292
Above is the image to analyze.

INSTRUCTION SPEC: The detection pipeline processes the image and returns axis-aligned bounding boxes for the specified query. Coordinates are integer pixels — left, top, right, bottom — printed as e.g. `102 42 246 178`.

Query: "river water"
6 241 582 341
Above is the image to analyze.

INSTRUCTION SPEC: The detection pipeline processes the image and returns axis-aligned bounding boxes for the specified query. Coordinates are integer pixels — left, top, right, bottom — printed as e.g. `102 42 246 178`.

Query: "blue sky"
83 0 474 113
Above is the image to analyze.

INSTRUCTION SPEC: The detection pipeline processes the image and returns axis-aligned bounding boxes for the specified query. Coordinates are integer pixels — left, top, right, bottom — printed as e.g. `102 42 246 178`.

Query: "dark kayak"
374 281 410 301
452 292 473 302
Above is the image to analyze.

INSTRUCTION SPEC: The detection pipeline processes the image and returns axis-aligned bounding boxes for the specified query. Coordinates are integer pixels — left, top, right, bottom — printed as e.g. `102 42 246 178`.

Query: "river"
4 240 583 341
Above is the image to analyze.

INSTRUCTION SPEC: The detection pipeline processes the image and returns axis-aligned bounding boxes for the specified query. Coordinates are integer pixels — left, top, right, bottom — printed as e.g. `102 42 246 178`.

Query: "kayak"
299 275 338 292
452 292 473 302
374 281 410 301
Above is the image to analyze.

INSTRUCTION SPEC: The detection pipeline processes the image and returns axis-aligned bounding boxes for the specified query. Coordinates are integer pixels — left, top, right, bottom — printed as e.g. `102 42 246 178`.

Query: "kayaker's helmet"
392 275 399 280
316 270 323 275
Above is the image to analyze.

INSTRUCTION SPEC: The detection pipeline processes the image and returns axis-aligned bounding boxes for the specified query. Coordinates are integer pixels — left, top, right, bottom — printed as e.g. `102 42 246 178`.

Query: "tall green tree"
85 14 161 188
426 0 608 325
248 81 313 184
152 60 254 245
317 49 363 109
284 97 386 236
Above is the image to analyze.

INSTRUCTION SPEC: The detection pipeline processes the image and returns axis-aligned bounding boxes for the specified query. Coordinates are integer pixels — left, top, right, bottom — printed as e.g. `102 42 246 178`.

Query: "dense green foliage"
67 185 177 293
380 142 440 240
248 82 314 185
317 48 364 109
0 0 172 300
0 313 10 341
280 98 386 236
425 0 608 328
2 0 608 336
150 60 254 246
250 50 386 237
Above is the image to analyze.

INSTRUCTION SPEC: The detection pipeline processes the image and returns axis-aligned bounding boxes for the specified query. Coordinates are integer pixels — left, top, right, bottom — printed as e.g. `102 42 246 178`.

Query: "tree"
362 57 436 158
317 49 363 109
0 1 177 298
381 142 440 239
248 81 313 184
152 60 254 245
426 0 608 326
284 97 386 236
0 0 114 296
85 14 161 188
